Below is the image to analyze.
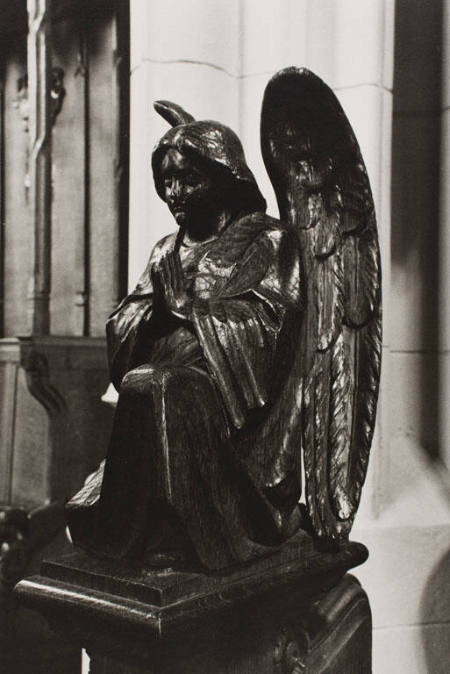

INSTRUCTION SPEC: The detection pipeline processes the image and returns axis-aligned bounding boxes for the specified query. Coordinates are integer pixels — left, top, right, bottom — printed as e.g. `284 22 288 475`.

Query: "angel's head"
152 116 266 234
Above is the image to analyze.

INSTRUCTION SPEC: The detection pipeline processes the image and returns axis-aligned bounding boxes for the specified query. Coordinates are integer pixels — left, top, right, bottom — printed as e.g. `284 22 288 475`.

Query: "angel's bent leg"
88 364 239 567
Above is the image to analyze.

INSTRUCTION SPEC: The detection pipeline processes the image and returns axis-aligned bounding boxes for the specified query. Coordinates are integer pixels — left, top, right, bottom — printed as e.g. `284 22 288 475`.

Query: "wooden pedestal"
16 531 372 673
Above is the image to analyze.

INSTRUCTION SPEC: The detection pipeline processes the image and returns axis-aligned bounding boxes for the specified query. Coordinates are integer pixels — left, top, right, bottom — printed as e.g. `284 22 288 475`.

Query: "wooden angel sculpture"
66 68 381 571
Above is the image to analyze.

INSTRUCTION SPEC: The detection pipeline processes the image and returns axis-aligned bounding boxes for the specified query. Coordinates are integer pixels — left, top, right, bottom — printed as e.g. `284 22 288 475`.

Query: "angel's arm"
192 226 301 429
106 234 175 388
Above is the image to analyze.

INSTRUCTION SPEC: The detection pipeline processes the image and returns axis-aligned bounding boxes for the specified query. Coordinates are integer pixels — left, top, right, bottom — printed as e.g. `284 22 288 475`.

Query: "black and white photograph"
0 1 448 673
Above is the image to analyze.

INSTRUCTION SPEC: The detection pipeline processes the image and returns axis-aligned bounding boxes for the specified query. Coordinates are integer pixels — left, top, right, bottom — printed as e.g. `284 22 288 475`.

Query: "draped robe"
67 211 303 570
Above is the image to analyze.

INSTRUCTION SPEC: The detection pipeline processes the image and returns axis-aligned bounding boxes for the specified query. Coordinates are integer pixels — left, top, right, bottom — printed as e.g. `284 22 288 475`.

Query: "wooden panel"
50 5 128 338
11 366 51 506
50 18 87 335
1 4 129 340
6 336 112 506
3 39 32 336
88 14 120 336
0 359 18 502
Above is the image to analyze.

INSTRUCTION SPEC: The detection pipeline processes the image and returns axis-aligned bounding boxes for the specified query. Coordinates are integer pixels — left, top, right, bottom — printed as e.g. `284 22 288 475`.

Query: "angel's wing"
261 68 381 542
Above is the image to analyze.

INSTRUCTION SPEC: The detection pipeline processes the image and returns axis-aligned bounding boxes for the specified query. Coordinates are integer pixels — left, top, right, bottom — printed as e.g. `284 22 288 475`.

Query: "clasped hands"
151 250 191 319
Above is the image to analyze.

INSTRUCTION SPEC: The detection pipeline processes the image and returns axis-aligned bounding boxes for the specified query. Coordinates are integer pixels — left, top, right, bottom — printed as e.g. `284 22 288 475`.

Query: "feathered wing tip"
154 100 195 127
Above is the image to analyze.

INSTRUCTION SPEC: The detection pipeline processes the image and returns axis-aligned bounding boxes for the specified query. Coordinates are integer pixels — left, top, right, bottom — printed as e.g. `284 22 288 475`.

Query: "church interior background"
0 1 449 672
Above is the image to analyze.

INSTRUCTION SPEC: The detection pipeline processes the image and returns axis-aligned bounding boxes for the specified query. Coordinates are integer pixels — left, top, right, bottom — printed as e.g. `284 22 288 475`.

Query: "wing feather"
315 243 344 352
344 213 380 327
312 351 331 532
328 333 353 522
348 310 382 501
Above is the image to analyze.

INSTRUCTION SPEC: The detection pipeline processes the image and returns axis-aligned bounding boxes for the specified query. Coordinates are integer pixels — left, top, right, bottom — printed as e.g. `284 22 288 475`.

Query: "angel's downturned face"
161 149 214 228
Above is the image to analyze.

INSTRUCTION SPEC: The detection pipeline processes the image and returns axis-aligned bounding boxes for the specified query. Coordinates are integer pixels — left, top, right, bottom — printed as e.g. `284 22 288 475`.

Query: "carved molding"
13 67 66 132
274 629 307 674
23 350 66 415
13 66 65 203
13 74 30 133
50 66 66 123
12 74 31 200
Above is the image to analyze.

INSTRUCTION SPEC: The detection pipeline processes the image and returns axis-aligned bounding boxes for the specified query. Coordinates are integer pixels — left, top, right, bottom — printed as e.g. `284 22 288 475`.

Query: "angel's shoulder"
151 232 177 260
239 212 297 252
236 211 290 236
132 232 177 293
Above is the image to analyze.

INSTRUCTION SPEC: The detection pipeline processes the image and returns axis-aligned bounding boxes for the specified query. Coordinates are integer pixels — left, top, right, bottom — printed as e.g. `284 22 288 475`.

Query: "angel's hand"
153 252 192 319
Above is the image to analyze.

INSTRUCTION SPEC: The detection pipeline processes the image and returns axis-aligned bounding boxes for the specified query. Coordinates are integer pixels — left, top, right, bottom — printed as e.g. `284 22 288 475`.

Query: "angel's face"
161 149 215 229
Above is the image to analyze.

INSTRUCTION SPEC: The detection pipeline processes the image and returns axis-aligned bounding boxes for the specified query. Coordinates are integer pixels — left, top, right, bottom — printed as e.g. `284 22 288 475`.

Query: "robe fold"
67 211 303 569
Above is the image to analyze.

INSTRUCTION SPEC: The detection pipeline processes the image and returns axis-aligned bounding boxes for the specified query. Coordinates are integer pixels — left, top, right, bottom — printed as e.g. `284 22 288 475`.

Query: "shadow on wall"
390 0 443 462
420 545 450 673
